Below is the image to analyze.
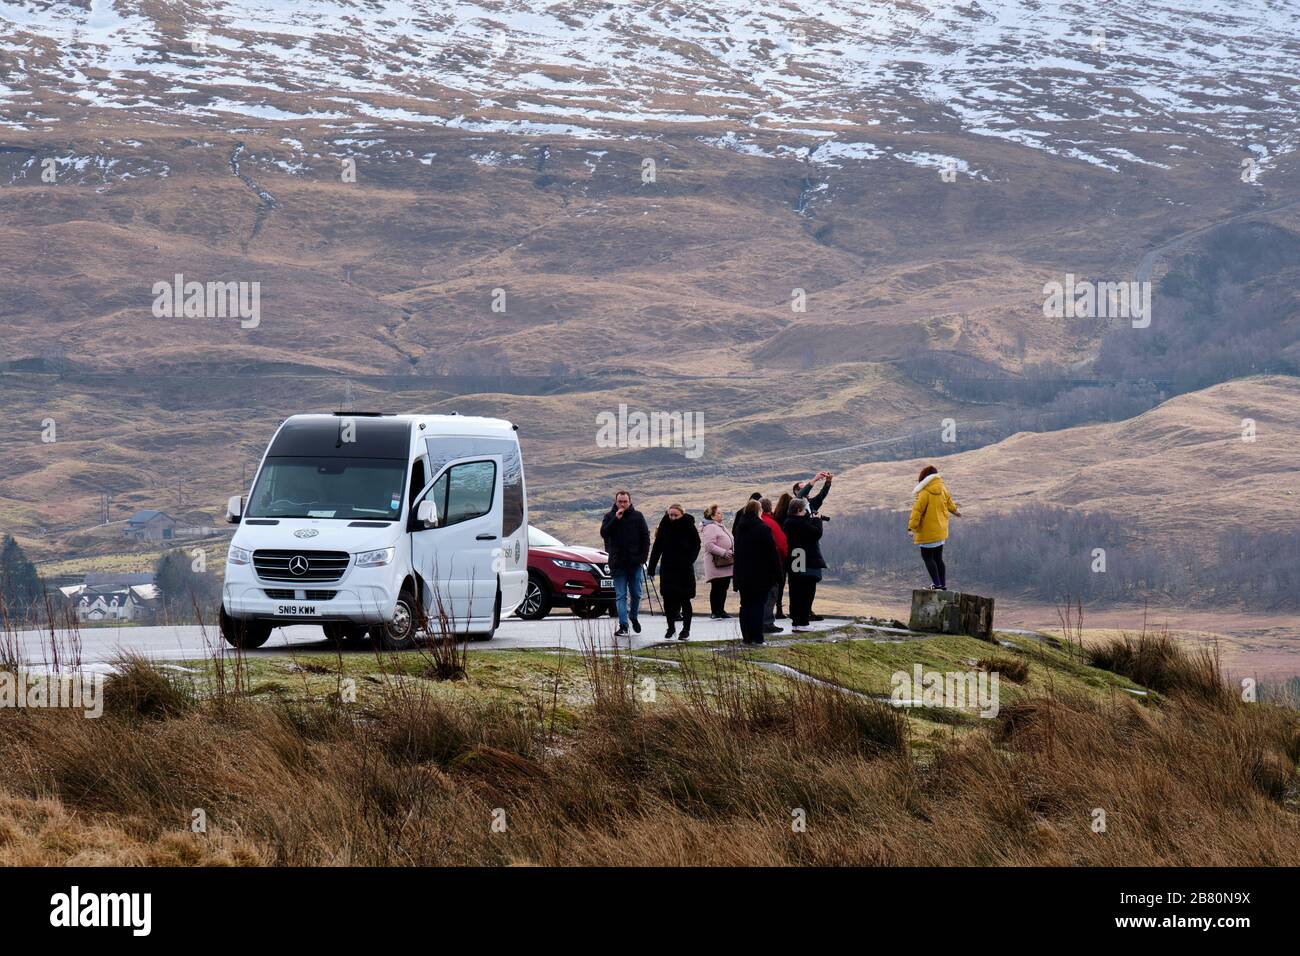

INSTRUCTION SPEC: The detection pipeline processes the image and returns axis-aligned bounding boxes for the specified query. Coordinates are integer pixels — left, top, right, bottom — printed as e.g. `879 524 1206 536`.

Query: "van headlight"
227 545 252 566
356 547 395 568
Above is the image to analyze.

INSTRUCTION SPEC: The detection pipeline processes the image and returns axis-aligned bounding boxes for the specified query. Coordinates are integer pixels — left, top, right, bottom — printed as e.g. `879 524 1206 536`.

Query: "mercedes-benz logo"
288 555 310 575
294 529 318 538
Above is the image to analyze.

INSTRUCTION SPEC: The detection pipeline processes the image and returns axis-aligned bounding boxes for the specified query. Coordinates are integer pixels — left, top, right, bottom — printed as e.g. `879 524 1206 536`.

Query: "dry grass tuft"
0 630 1295 866
978 656 1030 683
103 652 196 720
1088 625 1229 705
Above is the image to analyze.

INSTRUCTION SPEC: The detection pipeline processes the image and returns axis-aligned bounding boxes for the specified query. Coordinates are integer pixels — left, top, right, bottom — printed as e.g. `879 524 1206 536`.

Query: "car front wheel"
516 574 552 621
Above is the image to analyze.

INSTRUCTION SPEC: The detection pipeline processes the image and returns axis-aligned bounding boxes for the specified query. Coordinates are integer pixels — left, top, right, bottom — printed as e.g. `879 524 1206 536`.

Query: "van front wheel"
220 608 271 650
374 586 421 652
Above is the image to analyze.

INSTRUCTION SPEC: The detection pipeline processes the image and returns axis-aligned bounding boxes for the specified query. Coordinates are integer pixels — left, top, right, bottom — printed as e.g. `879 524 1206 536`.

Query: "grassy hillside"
1 620 1297 865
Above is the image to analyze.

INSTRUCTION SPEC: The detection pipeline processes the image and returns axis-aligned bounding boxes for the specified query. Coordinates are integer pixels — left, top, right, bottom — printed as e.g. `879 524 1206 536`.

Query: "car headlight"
356 547 395 568
227 545 251 566
551 559 593 572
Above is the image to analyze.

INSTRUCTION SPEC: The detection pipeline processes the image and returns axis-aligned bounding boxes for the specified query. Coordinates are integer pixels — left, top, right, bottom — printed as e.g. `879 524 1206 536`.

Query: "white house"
60 575 159 622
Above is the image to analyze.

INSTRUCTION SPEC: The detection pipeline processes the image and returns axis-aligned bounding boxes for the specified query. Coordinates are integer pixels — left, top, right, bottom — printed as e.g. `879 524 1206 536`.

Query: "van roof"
288 413 517 437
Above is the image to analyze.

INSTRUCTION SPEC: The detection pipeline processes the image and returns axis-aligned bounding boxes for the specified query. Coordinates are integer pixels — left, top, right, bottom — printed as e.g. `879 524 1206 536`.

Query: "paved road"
12 613 858 666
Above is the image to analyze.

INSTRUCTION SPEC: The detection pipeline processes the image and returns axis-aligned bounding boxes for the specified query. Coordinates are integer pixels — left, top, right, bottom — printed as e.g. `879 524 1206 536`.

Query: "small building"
124 509 178 541
60 574 159 623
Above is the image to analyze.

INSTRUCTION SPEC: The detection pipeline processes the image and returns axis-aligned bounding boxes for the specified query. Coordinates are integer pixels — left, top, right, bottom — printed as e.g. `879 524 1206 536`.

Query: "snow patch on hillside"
0 0 1296 173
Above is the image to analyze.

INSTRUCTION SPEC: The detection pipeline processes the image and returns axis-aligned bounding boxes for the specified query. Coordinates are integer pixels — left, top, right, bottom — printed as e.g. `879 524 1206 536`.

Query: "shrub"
979 656 1029 683
103 653 195 720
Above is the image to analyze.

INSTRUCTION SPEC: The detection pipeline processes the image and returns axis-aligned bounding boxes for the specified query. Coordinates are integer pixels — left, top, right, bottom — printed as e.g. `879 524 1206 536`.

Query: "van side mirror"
416 500 439 528
226 495 243 523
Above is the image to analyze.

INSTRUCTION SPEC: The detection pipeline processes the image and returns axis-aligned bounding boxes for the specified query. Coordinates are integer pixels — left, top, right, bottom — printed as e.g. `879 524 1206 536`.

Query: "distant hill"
1 0 1298 583
826 375 1300 545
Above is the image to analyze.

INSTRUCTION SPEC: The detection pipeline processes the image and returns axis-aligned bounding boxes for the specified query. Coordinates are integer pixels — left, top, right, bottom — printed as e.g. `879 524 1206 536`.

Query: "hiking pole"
643 565 662 617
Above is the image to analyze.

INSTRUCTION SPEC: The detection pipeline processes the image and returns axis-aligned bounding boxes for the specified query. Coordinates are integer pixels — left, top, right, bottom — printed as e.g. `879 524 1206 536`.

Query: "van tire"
516 573 551 621
220 608 271 650
374 585 421 652
323 623 367 645
472 590 501 641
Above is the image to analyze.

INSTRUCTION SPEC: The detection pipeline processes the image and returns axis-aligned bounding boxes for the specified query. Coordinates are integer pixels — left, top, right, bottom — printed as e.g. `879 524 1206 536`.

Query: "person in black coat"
647 504 701 641
732 500 783 645
600 489 651 636
782 497 828 630
731 491 763 537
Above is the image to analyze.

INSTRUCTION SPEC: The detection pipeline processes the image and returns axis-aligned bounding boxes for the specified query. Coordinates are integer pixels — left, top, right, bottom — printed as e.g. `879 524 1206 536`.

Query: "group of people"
599 465 961 645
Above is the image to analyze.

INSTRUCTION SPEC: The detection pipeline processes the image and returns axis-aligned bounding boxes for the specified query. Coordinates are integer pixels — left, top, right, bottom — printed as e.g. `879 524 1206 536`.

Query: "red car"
517 526 615 620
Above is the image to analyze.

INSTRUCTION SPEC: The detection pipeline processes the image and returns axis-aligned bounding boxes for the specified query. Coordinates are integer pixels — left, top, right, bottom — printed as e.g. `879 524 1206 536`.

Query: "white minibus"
221 412 527 649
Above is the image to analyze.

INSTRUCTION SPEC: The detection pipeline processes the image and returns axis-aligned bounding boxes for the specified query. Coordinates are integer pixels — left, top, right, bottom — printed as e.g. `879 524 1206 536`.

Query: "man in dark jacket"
782 497 827 631
794 471 833 516
792 472 831 620
647 505 701 641
732 501 783 645
601 489 651 636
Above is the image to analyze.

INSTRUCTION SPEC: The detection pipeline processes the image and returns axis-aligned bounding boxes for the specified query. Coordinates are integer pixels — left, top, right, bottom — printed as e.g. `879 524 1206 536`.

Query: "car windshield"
528 526 564 548
247 457 407 520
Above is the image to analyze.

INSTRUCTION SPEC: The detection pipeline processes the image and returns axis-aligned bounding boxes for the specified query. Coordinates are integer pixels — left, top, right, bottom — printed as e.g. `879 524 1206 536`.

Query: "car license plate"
276 604 318 616
599 578 613 589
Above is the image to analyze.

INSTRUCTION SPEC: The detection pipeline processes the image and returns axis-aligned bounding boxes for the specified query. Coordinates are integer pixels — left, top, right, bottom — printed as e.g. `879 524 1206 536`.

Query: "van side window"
443 460 496 526
422 471 448 523
502 444 524 536
415 460 495 529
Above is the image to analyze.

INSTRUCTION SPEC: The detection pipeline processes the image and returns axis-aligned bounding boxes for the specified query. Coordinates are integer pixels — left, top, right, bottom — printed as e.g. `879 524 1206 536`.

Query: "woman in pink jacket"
700 503 735 619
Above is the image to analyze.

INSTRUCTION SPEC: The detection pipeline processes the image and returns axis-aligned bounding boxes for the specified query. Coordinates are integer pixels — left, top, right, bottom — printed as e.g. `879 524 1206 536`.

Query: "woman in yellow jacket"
907 465 962 590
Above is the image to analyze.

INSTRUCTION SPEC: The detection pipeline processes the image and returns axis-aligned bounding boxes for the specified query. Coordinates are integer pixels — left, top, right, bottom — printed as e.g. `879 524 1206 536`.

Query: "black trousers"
921 545 946 589
763 582 780 627
662 587 693 630
738 585 769 643
709 577 731 615
775 568 787 615
787 573 818 625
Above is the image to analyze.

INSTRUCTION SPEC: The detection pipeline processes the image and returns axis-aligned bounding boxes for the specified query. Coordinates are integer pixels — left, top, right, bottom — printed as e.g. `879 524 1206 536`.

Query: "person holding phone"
782 497 827 631
794 471 833 516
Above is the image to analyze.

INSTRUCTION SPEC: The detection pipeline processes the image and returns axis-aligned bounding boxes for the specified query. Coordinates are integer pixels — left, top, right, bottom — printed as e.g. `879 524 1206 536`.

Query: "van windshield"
246 457 407 520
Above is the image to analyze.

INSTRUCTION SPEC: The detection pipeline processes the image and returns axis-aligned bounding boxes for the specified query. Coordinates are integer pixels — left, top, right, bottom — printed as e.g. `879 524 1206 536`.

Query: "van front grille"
253 550 350 583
